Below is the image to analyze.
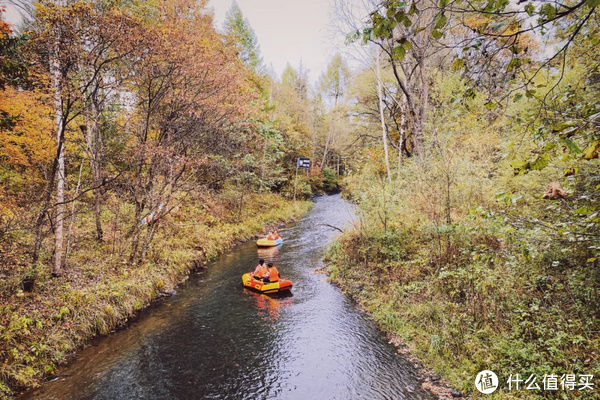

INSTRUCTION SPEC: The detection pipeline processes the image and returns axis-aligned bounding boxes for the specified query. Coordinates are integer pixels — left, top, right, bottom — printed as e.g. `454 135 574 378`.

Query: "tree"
122 0 257 262
47 0 67 277
350 0 441 156
272 64 313 164
29 1 147 272
224 1 264 73
0 86 54 226
319 54 350 169
375 50 392 183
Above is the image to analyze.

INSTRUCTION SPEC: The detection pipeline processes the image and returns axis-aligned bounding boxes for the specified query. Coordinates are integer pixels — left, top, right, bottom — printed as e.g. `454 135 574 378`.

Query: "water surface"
23 195 432 400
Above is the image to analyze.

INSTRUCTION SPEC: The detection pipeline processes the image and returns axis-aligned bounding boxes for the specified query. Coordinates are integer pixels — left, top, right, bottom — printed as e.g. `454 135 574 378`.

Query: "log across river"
22 195 433 400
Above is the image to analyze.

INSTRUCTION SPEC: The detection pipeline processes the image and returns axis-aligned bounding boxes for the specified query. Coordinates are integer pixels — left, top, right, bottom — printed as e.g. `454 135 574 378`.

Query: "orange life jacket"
253 264 268 278
266 266 279 282
267 233 274 240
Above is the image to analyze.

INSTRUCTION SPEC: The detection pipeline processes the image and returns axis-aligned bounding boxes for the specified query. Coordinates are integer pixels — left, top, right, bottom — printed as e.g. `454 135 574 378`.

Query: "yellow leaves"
582 140 600 160
0 87 54 169
464 16 492 29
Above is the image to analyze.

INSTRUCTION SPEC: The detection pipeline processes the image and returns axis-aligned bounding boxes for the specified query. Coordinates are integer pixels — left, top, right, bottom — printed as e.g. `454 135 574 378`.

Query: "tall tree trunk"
32 141 62 265
320 122 333 170
413 56 429 155
65 157 84 261
50 4 65 276
376 51 392 184
397 100 406 171
53 85 65 276
129 201 143 263
86 95 104 241
320 94 340 170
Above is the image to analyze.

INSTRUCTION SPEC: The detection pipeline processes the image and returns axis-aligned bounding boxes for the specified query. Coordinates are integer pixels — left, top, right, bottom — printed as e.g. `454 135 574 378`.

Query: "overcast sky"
209 0 339 83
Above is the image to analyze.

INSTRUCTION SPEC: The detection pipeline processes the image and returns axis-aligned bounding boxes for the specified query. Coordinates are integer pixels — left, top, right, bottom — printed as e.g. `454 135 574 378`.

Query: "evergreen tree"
224 1 263 73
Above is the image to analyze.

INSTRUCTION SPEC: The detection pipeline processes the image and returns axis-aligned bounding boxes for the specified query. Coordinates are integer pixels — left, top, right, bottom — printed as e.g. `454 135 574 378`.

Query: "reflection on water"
256 246 280 264
244 290 293 322
22 194 432 400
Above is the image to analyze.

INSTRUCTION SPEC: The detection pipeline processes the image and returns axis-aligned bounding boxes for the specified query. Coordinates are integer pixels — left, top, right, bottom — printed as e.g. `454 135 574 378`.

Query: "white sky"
208 0 339 83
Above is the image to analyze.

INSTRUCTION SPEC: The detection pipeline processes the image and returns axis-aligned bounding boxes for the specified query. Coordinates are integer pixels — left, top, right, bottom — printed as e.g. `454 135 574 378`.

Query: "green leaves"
506 58 521 72
393 45 406 60
392 37 412 60
529 154 549 170
511 154 549 175
485 101 498 110
432 29 443 39
539 3 557 21
558 138 582 154
524 3 535 16
395 37 413 58
452 58 465 70
464 87 476 99
586 0 600 8
394 10 412 27
435 13 448 29
409 2 419 16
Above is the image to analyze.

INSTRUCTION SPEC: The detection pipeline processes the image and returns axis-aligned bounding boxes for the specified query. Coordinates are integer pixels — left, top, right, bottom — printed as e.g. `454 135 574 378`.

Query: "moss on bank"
0 193 311 399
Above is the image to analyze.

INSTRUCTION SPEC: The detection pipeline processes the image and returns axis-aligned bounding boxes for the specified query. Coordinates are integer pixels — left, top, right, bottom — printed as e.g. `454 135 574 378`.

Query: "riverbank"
0 193 312 399
325 242 465 400
325 223 599 400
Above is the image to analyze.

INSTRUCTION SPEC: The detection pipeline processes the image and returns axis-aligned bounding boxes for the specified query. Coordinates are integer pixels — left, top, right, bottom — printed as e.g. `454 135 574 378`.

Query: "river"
22 194 433 400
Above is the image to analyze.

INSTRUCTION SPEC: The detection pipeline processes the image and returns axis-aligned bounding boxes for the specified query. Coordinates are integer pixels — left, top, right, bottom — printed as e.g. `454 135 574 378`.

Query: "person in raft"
266 231 280 241
253 259 268 280
264 262 279 283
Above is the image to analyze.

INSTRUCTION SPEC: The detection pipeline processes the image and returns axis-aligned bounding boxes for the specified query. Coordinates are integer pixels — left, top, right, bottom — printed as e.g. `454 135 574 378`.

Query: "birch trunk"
50 1 66 275
397 101 406 171
376 51 392 184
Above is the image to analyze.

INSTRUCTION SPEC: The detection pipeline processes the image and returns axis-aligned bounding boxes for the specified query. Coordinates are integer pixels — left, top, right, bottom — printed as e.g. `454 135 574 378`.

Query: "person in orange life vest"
253 259 268 280
273 231 280 240
266 231 274 240
264 262 279 282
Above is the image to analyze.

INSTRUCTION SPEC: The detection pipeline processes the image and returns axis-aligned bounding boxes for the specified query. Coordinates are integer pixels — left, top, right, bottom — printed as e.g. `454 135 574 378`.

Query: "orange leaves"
137 0 256 133
0 87 53 218
0 87 54 169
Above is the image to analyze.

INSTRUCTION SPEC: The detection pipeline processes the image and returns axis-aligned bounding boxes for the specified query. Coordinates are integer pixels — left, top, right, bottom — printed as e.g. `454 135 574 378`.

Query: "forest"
1 0 599 398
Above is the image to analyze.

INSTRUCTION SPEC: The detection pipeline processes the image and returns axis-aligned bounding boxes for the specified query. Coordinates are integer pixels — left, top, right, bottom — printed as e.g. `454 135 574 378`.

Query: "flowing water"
22 195 433 400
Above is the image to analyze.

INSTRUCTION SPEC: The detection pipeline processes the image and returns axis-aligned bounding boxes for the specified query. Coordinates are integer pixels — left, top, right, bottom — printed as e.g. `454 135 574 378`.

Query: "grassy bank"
325 202 599 400
0 193 311 399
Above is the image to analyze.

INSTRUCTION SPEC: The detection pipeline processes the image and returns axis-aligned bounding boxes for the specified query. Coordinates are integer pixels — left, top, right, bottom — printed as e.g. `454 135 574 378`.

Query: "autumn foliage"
0 0 317 396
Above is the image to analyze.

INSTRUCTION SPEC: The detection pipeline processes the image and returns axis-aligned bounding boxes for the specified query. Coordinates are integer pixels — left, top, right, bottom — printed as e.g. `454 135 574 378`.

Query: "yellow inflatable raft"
242 273 292 294
256 238 282 247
